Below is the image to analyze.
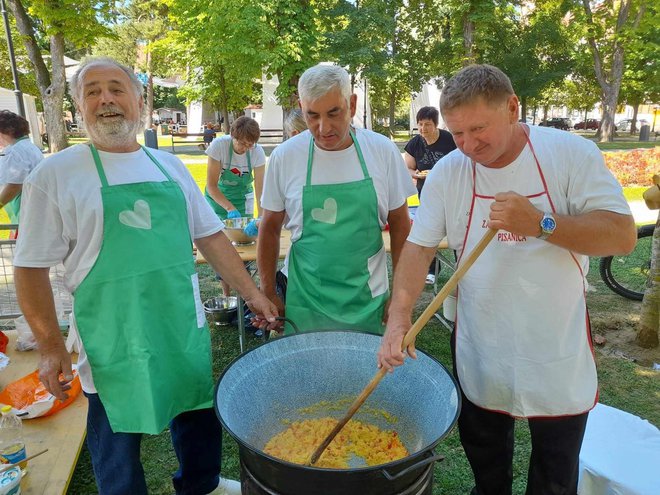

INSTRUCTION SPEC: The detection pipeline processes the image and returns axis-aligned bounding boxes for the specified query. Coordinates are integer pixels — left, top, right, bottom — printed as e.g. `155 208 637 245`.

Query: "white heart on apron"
119 199 152 230
311 197 338 224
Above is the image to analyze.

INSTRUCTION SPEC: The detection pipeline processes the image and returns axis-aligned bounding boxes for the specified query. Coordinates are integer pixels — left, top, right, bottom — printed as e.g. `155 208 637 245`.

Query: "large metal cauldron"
215 331 460 495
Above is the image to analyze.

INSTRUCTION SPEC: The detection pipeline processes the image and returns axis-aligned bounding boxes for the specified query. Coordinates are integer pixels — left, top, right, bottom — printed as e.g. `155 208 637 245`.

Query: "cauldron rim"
214 330 461 473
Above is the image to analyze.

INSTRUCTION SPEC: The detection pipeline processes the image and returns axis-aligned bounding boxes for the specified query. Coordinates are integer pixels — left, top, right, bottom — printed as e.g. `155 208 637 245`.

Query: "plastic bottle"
0 406 27 475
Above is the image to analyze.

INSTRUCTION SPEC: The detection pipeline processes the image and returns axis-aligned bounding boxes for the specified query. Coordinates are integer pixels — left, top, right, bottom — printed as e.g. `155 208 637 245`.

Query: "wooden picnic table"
0 331 87 495
195 229 448 264
195 230 450 351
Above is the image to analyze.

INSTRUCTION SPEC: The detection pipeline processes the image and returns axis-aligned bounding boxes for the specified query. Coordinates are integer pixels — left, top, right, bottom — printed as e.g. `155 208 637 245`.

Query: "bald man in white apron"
378 65 636 495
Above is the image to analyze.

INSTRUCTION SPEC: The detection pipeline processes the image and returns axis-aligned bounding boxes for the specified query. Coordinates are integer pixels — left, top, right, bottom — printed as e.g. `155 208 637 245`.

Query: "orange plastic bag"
0 367 81 419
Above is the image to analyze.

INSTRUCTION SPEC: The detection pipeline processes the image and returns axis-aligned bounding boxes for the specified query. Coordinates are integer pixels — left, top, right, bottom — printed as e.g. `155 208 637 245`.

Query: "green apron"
4 136 29 224
204 143 253 219
73 145 214 434
285 131 388 335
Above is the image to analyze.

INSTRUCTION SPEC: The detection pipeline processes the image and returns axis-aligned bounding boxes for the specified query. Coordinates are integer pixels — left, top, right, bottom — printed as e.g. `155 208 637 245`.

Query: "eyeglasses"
235 139 255 149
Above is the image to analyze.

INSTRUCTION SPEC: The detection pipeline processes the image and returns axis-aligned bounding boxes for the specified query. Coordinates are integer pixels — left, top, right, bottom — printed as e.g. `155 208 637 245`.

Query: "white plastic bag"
13 316 37 352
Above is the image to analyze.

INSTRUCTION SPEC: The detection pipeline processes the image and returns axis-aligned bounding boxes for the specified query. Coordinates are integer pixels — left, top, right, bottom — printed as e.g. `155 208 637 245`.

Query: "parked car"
538 117 572 130
616 118 649 132
574 119 600 130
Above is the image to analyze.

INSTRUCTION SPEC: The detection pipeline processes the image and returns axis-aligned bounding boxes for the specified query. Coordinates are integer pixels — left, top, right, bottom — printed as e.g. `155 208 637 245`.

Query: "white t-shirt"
410 125 631 275
262 128 416 243
13 144 224 393
205 135 266 174
0 138 43 185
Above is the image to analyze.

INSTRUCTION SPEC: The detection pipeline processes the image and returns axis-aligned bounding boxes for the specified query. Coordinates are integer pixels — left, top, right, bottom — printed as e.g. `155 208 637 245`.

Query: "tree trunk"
145 50 154 129
598 87 618 142
462 10 475 66
388 90 396 140
520 96 527 123
218 68 230 134
637 213 660 348
7 0 67 152
581 0 637 143
631 103 639 134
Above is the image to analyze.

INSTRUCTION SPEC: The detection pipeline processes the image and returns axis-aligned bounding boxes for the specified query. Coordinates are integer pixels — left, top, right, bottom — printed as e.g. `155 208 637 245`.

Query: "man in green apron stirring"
13 57 277 495
258 64 416 335
378 65 637 495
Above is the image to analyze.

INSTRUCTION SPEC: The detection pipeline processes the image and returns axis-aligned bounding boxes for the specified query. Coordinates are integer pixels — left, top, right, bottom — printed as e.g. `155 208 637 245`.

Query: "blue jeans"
85 393 222 495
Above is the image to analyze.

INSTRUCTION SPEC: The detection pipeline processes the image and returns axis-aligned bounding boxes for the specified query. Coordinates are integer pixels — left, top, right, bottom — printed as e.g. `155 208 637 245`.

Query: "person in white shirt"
204 117 266 220
13 56 277 495
0 110 43 231
377 64 636 495
258 63 415 335
205 117 266 297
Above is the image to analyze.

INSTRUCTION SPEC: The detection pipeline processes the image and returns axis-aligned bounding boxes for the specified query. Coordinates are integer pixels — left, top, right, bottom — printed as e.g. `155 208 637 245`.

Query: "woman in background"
0 110 43 236
404 106 456 284
205 116 266 220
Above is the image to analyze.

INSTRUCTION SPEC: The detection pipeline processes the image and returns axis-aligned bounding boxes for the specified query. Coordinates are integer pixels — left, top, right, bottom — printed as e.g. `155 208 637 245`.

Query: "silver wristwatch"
537 212 556 240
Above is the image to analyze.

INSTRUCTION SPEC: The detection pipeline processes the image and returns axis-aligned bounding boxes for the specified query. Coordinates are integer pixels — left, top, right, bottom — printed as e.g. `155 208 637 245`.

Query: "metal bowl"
223 217 257 245
203 296 238 326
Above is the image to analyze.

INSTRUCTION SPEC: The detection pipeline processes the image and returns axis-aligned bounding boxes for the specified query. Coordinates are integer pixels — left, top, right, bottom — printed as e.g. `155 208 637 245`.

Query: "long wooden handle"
309 228 497 465
0 448 48 473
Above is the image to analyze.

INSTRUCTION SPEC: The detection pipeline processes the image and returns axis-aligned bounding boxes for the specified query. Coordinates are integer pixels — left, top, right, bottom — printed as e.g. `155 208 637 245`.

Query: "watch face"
541 216 556 231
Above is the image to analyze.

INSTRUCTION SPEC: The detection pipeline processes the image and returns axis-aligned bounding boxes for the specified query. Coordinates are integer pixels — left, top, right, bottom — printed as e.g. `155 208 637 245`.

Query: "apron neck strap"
228 141 252 173
306 129 368 186
89 144 174 187
89 144 110 188
142 146 175 181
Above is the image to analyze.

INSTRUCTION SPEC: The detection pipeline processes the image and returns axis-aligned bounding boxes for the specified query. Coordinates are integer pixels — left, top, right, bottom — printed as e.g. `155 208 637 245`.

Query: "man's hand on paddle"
377 311 417 372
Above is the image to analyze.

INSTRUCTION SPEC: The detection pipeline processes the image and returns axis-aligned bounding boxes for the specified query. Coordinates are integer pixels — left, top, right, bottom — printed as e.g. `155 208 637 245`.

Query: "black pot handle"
274 316 301 334
381 453 445 481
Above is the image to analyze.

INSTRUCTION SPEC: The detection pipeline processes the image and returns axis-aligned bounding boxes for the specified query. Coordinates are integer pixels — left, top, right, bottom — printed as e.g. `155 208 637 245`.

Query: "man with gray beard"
12 57 275 495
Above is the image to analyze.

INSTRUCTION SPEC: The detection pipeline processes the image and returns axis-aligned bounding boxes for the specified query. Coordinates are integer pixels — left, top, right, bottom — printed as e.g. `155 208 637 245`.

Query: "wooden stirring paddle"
309 228 497 466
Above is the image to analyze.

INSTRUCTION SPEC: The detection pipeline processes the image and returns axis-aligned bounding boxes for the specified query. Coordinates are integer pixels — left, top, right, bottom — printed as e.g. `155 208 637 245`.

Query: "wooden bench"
259 129 284 140
170 133 211 153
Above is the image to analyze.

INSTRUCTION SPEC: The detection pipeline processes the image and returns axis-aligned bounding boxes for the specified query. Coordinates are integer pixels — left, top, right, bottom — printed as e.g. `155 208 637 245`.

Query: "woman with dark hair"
0 110 43 229
404 106 456 284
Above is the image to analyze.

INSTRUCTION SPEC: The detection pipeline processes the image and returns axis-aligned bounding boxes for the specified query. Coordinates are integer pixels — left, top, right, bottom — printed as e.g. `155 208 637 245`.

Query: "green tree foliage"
0 13 39 100
5 0 113 151
323 0 449 134
569 0 649 142
260 0 322 110
618 1 659 133
491 2 574 121
563 50 601 126
166 0 322 130
92 0 172 128
164 0 265 131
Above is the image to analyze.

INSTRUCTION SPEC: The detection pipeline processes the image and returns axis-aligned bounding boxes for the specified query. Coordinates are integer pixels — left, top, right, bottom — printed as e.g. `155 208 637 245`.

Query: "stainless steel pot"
203 296 238 326
215 331 460 494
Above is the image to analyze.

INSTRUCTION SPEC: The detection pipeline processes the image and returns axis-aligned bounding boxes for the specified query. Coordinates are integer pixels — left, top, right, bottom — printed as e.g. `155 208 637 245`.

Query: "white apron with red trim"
455 130 598 417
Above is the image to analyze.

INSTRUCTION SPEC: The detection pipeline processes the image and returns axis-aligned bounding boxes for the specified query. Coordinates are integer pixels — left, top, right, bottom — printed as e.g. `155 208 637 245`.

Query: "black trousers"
451 332 589 495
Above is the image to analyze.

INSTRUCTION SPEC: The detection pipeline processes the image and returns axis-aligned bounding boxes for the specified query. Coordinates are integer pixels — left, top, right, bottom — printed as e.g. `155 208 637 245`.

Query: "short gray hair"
440 64 514 113
298 64 351 105
70 56 144 104
284 108 307 138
